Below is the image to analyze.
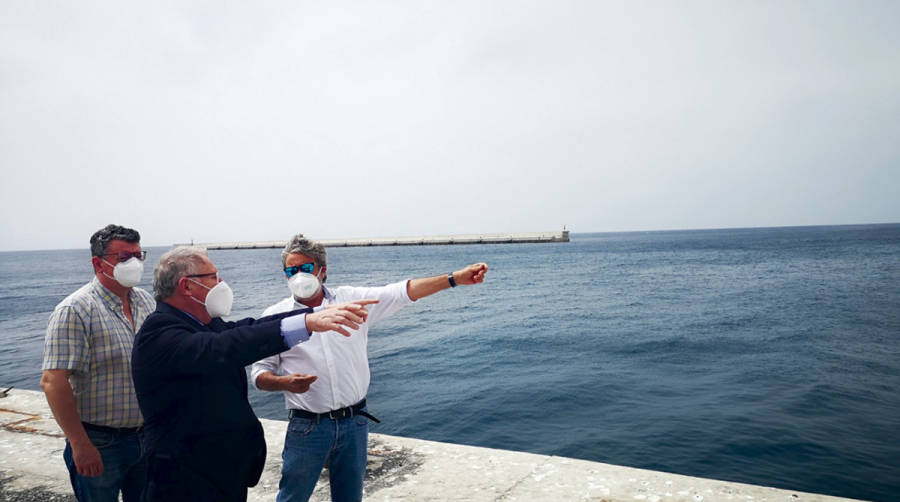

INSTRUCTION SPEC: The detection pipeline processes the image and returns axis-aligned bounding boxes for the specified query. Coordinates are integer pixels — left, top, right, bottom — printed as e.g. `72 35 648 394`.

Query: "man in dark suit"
132 246 374 502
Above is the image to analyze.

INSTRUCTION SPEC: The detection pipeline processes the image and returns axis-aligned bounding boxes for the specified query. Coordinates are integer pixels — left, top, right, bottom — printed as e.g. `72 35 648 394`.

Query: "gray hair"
90 224 141 256
281 234 327 269
153 246 209 302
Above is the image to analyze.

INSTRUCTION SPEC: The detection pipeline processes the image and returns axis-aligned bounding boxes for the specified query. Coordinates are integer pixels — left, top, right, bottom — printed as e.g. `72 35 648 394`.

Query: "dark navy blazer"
132 302 311 501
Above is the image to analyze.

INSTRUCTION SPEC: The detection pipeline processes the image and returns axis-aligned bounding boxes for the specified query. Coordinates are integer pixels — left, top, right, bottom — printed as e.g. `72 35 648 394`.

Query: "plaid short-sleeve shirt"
42 277 155 428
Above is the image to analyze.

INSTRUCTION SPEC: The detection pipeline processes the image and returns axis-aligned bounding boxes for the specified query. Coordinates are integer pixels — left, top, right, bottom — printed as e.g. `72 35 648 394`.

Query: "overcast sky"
2 1 898 251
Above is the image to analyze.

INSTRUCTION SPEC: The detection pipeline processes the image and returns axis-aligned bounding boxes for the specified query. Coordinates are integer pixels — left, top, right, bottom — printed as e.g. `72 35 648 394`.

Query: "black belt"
82 422 141 434
289 399 380 423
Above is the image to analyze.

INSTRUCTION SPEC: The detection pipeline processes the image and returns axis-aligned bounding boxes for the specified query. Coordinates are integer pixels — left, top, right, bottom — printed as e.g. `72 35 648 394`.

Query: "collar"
293 285 333 309
91 277 126 309
180 310 206 326
157 301 207 327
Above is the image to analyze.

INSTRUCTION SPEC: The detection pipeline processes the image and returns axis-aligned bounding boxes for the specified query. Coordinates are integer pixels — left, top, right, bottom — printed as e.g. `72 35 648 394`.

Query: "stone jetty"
175 229 570 250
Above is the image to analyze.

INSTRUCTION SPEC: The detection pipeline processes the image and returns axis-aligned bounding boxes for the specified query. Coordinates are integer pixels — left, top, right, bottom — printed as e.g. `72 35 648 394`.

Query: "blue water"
1 225 898 501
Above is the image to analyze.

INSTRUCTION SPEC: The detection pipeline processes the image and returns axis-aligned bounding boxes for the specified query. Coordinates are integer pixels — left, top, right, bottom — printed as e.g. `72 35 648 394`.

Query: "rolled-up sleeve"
250 353 281 389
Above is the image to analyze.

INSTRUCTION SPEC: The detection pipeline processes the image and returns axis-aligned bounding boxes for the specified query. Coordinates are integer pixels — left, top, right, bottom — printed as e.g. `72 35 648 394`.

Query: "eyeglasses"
284 263 315 278
185 271 219 281
104 251 148 262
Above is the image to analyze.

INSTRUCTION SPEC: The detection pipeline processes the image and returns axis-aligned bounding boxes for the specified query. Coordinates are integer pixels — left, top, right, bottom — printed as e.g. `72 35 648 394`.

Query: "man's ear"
177 277 192 296
90 256 103 274
321 265 327 284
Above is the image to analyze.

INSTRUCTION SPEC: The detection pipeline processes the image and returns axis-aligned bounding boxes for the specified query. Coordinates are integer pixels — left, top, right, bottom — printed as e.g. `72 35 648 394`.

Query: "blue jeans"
63 425 146 502
277 408 370 502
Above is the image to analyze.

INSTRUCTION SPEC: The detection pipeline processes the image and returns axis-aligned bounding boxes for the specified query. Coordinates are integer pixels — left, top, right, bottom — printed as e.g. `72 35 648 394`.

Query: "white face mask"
288 271 322 300
102 257 144 288
189 279 234 318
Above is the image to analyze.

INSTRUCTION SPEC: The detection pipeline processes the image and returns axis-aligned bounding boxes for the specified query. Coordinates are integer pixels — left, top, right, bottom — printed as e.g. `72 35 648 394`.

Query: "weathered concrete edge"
0 389 864 502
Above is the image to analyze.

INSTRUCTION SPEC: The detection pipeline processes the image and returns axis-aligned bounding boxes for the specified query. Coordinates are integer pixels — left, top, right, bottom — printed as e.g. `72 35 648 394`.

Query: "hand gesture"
453 263 488 286
307 299 378 336
324 299 379 314
278 373 318 393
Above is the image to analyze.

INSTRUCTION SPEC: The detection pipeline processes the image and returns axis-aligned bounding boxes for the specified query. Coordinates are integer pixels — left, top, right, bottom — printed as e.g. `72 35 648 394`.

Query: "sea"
1 224 899 502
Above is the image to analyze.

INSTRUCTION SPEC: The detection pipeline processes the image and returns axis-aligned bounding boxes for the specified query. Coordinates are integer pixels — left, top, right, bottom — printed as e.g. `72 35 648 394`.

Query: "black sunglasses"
284 263 315 278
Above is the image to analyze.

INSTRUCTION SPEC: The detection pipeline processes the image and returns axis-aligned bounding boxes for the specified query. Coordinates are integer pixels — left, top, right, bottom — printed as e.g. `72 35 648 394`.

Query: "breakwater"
175 229 569 250
1 388 861 502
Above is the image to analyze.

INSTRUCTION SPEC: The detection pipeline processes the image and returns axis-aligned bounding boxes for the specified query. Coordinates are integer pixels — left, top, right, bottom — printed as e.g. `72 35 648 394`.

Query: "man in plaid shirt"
41 224 155 502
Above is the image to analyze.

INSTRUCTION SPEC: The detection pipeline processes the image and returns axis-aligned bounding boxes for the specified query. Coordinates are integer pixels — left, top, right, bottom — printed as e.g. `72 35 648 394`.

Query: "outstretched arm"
407 262 488 301
312 300 379 336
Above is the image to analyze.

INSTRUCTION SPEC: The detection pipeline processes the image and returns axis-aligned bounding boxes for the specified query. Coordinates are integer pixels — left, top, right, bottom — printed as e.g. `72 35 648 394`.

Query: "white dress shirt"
250 281 412 413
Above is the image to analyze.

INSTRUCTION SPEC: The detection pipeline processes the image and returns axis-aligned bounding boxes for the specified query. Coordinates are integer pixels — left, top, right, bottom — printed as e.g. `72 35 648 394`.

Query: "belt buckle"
328 407 351 420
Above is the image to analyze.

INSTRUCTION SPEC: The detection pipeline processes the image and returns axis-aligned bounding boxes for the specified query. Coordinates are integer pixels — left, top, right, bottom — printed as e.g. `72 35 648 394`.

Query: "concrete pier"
1 389 862 502
175 229 570 250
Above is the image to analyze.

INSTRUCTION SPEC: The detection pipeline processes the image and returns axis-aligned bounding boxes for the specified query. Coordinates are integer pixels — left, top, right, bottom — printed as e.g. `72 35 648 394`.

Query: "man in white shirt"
251 234 488 502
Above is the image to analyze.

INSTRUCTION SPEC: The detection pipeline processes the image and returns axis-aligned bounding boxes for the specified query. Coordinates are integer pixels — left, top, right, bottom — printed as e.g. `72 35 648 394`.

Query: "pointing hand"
307 300 378 336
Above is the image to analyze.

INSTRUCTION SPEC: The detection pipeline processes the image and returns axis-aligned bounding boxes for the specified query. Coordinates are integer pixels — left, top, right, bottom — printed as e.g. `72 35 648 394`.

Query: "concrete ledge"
0 389 861 501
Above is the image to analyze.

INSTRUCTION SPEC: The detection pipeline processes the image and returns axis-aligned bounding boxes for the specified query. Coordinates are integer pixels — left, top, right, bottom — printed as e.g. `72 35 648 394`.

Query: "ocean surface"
1 225 899 501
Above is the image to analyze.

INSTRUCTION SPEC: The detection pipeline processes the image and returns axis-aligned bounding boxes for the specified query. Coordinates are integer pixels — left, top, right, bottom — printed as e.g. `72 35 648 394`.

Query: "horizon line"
1 221 898 253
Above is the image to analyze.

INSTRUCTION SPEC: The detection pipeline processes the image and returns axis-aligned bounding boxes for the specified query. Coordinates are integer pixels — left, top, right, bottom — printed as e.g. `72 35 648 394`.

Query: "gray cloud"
2 1 898 250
